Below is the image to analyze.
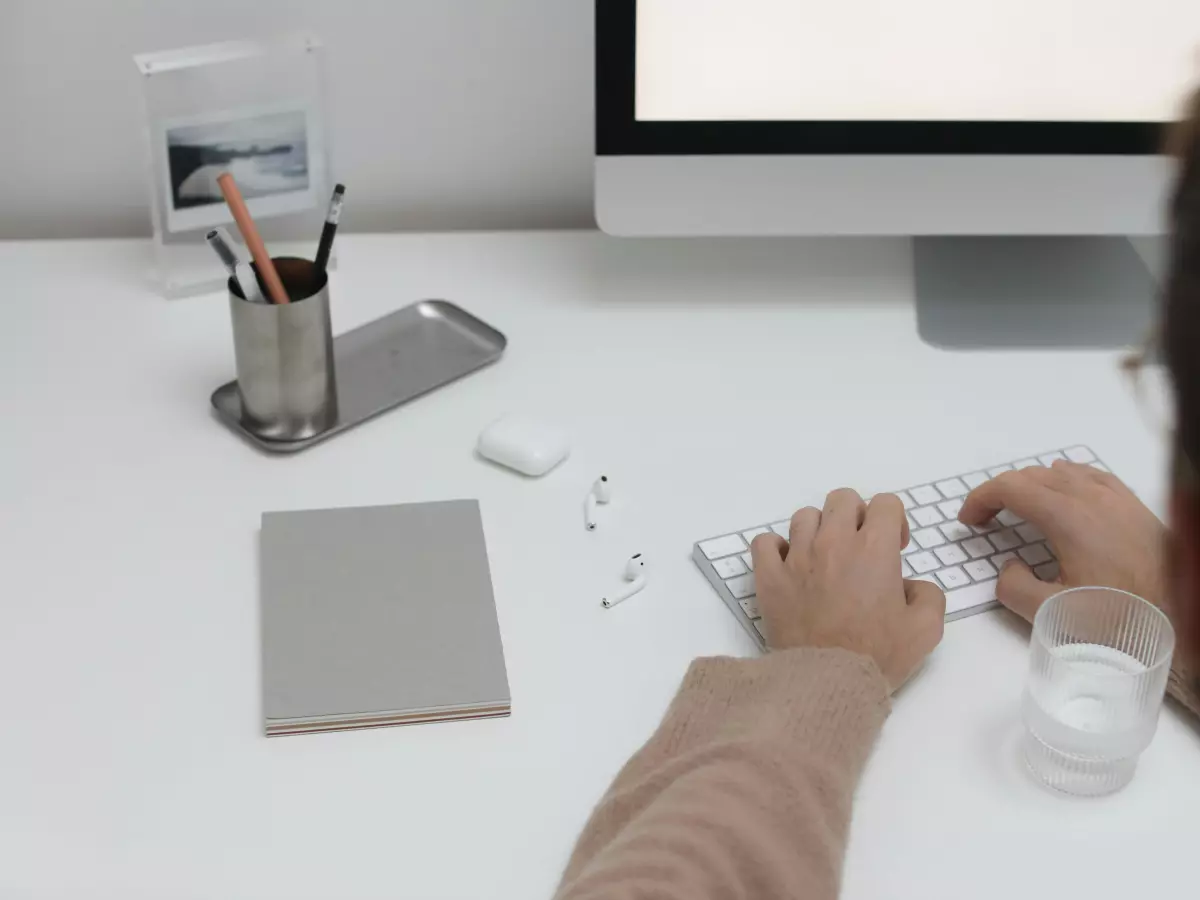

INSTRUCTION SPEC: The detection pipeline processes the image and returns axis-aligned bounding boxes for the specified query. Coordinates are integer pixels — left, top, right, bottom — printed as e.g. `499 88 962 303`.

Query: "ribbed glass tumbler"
1022 587 1175 796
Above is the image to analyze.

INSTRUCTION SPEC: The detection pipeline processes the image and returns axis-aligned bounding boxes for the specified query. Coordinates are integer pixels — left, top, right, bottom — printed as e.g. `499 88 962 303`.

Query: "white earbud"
584 475 612 531
601 553 648 608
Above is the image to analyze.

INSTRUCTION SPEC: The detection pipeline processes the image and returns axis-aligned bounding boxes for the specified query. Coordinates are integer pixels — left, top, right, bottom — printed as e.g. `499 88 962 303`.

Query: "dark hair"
1165 86 1200 472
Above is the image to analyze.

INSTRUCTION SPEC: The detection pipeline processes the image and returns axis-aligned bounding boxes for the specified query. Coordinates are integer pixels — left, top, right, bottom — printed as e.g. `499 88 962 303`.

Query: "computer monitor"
595 0 1200 347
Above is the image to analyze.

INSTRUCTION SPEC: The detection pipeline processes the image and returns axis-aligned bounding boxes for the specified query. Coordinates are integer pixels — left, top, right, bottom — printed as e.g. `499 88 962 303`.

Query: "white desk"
2 232 1197 899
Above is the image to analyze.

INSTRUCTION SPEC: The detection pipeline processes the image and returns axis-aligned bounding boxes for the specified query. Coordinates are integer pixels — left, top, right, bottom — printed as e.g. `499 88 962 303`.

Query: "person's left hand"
751 489 947 691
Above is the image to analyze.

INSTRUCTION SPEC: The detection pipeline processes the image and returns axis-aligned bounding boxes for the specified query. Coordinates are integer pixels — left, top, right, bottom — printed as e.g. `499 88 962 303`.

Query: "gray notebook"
259 500 510 736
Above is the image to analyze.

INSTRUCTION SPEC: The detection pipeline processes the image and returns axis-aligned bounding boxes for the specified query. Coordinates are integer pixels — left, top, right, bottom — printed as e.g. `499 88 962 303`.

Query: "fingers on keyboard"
939 521 973 542
698 448 1097 635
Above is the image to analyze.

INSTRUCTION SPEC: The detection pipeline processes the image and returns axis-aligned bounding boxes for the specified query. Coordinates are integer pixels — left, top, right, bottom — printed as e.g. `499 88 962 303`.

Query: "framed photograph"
135 35 334 298
156 102 324 233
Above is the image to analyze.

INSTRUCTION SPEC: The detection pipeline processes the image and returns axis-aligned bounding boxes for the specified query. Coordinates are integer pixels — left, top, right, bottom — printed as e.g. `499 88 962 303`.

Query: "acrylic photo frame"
135 35 335 299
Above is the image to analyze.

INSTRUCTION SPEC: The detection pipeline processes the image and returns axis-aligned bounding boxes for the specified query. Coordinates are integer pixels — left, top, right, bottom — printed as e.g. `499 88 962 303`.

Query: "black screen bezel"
596 1 1163 157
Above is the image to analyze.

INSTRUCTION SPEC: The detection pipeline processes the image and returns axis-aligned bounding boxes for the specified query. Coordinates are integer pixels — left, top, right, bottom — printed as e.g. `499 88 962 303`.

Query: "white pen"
206 227 268 304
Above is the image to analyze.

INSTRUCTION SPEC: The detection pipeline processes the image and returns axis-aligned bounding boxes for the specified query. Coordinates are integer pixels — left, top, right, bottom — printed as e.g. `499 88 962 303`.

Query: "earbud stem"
601 575 646 609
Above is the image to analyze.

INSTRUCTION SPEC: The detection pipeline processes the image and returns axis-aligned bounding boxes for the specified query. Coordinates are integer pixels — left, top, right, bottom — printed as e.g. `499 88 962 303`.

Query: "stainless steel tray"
212 300 506 453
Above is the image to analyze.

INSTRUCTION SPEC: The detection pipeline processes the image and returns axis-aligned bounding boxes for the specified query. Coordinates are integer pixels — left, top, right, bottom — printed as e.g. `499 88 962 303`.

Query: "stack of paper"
259 500 511 736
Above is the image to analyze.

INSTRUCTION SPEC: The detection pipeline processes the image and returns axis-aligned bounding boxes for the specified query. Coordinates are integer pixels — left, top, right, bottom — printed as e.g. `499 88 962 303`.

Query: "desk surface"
2 232 1197 899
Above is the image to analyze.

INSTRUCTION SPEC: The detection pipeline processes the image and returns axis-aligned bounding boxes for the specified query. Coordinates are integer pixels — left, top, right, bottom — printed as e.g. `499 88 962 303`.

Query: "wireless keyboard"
692 447 1110 650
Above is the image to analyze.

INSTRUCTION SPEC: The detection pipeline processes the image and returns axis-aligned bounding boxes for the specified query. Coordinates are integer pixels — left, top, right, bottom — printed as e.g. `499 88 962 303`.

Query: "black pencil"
313 183 345 275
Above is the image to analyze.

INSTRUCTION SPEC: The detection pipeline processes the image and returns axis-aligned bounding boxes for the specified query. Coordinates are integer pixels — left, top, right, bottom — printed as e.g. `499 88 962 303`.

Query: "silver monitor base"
913 237 1157 349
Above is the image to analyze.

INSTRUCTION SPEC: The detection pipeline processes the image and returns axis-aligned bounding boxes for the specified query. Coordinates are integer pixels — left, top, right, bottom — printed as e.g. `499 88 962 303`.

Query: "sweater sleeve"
554 648 891 900
1155 593 1200 719
1167 647 1200 719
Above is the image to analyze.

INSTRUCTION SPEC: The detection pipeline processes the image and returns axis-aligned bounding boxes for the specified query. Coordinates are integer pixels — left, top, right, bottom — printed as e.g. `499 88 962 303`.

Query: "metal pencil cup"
228 257 338 442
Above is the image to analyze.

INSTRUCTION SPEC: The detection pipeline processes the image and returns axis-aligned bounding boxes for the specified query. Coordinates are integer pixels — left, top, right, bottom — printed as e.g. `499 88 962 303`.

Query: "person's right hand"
957 461 1166 622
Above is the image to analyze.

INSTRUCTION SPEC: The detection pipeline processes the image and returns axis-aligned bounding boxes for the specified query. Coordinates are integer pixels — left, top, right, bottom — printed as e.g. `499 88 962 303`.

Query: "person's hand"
751 489 947 692
957 461 1166 622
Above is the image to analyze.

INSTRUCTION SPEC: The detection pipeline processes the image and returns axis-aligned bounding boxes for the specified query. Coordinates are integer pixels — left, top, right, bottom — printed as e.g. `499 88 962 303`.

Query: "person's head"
1165 83 1200 652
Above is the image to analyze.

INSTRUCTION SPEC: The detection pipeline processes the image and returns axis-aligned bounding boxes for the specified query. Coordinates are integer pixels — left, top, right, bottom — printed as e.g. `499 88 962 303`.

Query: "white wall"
0 0 595 239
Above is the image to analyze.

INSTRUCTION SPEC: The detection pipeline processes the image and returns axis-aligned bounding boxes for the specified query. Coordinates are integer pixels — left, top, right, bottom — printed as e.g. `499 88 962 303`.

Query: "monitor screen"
636 0 1199 124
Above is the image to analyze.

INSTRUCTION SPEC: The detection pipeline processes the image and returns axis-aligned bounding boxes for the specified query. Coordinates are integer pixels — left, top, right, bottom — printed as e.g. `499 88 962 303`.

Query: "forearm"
555 648 890 900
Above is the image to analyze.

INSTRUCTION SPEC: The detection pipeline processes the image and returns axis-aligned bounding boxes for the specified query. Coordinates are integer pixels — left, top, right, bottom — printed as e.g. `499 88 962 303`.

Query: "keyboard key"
713 556 747 579
741 551 754 571
1019 543 1053 567
988 465 1013 478
937 566 971 589
1066 446 1096 463
700 534 745 560
726 573 756 599
894 490 915 510
913 527 946 549
995 509 1023 527
990 551 1017 571
905 514 918 531
910 484 942 505
1092 462 1110 473
912 506 944 527
936 477 969 498
935 544 968 566
742 527 770 544
902 536 919 555
971 518 1002 534
938 499 964 519
965 559 997 582
945 578 1000 615
962 536 994 559
1016 523 1046 544
939 521 973 542
738 596 760 618
771 521 790 538
908 551 939 574
1014 458 1041 469
963 471 989 489
753 619 767 640
990 529 1021 551
1039 451 1067 466
1034 561 1060 582
901 558 913 578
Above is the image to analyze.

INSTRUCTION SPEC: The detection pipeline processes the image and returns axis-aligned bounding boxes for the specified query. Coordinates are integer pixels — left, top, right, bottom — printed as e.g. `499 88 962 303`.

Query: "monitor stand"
913 237 1158 349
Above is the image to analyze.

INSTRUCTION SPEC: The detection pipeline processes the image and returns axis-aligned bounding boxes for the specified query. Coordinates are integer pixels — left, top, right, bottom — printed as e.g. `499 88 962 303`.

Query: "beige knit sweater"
555 643 1199 900
555 648 890 899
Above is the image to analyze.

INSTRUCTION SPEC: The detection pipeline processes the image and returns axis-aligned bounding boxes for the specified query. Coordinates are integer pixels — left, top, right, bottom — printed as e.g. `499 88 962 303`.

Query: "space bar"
944 578 999 616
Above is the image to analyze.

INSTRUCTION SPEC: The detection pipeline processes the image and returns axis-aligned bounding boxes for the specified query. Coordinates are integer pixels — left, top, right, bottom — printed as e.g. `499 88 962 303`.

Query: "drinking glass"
1023 587 1175 796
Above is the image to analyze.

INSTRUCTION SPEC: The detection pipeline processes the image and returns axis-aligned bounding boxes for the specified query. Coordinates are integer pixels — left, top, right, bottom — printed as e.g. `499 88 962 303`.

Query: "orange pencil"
216 173 290 305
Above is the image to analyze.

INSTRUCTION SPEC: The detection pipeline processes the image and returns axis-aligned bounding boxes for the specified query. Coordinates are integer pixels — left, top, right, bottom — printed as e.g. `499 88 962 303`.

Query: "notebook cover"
259 500 510 734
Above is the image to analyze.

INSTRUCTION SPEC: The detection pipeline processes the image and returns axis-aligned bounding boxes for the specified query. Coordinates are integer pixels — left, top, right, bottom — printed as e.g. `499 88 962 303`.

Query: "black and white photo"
158 104 322 232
